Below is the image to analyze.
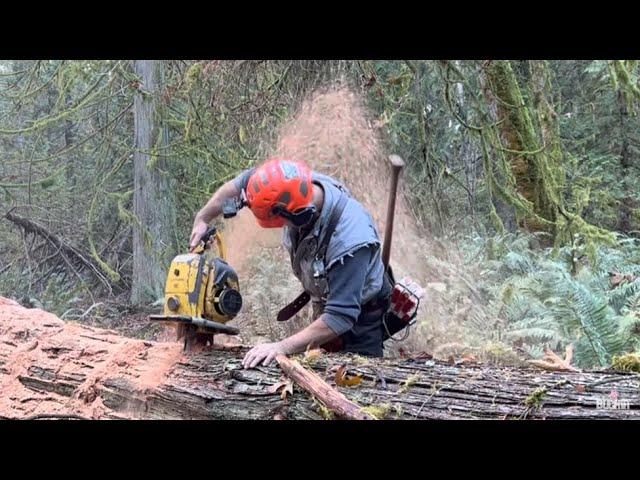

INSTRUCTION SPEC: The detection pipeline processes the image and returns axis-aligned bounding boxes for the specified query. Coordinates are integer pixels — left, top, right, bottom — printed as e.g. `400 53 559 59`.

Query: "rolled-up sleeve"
322 246 372 336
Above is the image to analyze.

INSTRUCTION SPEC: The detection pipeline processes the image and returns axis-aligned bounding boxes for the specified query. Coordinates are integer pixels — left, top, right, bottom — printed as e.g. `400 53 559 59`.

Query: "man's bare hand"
241 318 336 369
242 342 288 368
189 219 209 252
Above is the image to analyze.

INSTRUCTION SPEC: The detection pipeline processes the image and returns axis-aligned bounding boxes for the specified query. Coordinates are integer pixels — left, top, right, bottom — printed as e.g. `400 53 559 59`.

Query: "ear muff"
272 204 317 228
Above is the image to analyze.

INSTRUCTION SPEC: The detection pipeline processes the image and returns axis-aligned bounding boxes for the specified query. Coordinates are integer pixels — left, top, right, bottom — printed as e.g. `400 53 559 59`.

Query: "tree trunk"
1 298 638 420
452 61 481 222
483 60 562 237
530 60 565 195
616 90 634 233
131 60 176 305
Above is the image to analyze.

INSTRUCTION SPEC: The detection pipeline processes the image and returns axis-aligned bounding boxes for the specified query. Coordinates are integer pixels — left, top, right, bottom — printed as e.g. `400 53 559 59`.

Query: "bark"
131 60 177 305
616 90 634 233
1 299 639 420
275 353 375 420
530 61 565 193
452 61 480 221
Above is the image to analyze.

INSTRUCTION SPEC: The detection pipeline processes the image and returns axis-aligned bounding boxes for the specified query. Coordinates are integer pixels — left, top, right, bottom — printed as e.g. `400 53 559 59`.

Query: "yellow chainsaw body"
150 231 242 340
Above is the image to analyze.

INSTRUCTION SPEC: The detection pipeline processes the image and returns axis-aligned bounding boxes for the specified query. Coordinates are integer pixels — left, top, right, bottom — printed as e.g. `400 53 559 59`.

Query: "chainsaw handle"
193 226 227 260
200 226 218 245
191 226 217 254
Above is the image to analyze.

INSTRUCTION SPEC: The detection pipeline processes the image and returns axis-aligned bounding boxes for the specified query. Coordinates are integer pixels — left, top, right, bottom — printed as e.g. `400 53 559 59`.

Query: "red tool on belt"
389 276 423 323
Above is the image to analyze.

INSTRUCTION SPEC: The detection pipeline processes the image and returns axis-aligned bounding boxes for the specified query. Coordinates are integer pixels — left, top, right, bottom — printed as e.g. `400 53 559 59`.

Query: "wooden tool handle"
381 154 405 269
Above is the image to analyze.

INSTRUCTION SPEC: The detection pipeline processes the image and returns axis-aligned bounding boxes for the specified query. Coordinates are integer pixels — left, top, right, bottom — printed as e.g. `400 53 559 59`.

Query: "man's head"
245 158 315 229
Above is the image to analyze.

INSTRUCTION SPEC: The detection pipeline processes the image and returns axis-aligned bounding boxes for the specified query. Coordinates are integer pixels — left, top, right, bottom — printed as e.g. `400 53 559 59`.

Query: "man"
189 158 391 369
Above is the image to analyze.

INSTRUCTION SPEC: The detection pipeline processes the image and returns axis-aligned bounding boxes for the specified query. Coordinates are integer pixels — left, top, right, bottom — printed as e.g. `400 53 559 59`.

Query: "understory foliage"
457 233 640 368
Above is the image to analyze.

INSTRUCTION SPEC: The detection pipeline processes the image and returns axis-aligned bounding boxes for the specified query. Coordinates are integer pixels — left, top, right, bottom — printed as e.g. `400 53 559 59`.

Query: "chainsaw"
149 225 243 351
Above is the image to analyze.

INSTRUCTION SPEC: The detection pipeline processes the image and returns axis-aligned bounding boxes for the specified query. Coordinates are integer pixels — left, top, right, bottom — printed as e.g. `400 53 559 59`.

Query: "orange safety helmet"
245 158 315 228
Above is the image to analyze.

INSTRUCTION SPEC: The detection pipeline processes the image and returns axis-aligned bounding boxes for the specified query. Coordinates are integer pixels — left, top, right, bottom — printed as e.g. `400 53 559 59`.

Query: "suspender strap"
314 194 348 264
277 195 348 322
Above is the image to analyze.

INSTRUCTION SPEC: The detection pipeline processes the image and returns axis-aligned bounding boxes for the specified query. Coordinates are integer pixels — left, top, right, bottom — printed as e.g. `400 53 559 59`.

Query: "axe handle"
381 154 405 269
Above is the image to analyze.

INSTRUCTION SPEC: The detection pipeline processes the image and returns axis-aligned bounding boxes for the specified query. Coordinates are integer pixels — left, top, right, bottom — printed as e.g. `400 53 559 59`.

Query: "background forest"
1 60 640 370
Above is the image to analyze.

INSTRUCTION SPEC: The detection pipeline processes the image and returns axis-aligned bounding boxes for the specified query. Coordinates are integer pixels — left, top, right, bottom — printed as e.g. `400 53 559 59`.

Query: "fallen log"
1 297 639 420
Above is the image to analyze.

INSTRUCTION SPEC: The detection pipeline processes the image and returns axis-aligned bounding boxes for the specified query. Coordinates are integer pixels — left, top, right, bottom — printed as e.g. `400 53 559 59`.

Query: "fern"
502 251 536 275
608 279 640 314
551 274 624 366
504 326 563 346
457 233 638 368
622 289 640 316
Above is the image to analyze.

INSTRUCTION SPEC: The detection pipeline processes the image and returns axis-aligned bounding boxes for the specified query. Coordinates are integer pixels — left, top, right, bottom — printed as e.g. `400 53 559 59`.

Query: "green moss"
485 341 520 364
185 62 204 90
613 61 640 101
0 166 65 189
350 353 373 366
316 401 335 420
361 403 393 420
87 189 122 284
489 207 506 235
113 190 134 223
501 283 515 304
397 373 421 394
524 387 548 408
361 403 403 419
476 60 614 251
611 353 640 373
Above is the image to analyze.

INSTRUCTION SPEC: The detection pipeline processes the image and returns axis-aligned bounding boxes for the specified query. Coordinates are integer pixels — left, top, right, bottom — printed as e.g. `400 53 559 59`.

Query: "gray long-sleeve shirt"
232 167 387 355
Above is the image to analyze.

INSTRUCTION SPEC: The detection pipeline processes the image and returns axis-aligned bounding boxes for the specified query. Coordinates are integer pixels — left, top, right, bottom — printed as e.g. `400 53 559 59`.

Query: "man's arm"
194 180 240 224
280 315 338 352
189 169 254 250
242 246 373 368
242 315 337 368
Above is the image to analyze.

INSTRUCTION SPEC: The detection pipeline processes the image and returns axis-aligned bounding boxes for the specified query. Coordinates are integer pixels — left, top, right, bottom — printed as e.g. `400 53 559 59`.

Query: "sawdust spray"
224 82 444 352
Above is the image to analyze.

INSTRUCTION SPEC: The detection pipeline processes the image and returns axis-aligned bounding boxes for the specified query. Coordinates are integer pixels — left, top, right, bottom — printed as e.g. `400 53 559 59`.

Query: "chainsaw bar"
149 314 240 335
